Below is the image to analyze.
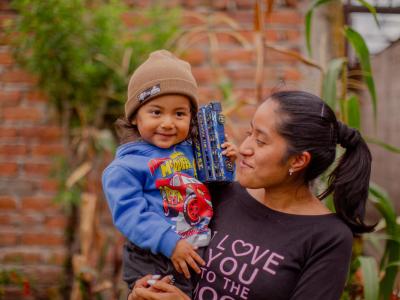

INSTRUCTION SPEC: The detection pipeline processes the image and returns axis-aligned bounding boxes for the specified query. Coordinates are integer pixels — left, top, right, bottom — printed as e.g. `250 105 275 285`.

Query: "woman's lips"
240 159 253 169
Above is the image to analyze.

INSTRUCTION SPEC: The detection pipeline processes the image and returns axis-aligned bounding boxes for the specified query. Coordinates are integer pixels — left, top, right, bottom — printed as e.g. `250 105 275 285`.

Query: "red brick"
0 195 17 210
0 231 18 246
31 144 64 156
1 251 42 264
40 179 59 192
0 214 11 225
227 11 253 25
0 90 20 106
2 107 42 122
25 90 48 103
284 68 302 81
19 213 44 226
212 0 253 9
265 50 298 63
23 163 51 176
227 67 255 81
265 29 300 42
198 87 222 102
0 51 14 65
18 126 62 141
0 69 37 84
0 145 28 156
214 49 254 64
266 11 303 25
21 232 65 246
39 179 59 193
181 49 206 66
45 215 68 229
47 251 67 265
0 127 17 138
21 196 55 210
0 162 18 176
183 12 205 26
216 29 254 47
192 66 216 84
121 11 147 27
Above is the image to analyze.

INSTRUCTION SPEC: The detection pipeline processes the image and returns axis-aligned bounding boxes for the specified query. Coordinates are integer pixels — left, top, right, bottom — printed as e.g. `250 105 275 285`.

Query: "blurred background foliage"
3 0 399 299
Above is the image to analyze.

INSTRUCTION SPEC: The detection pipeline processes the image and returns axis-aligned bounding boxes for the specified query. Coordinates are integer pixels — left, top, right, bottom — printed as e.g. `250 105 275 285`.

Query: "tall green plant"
305 1 399 299
9 0 181 298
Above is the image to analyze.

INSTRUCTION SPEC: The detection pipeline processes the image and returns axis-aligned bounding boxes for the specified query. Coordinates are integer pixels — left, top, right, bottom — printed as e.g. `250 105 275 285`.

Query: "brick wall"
0 2 68 298
0 0 309 298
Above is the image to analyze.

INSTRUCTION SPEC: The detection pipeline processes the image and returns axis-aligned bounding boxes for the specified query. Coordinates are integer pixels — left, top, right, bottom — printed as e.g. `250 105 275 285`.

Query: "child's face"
133 94 192 149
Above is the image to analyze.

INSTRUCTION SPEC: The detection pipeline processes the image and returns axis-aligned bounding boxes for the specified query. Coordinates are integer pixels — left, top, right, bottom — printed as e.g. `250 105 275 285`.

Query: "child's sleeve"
102 165 180 258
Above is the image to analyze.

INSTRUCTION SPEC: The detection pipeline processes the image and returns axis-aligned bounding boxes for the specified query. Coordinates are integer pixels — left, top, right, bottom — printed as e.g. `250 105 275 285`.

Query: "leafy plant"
8 0 181 298
305 1 399 299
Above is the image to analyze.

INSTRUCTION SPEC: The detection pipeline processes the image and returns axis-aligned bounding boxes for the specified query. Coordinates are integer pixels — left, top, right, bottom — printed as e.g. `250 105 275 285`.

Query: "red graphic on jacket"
148 157 169 175
156 173 213 226
148 152 212 244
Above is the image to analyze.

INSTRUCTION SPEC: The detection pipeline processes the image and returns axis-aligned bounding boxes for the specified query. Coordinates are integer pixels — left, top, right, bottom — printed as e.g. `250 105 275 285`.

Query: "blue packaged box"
193 101 235 183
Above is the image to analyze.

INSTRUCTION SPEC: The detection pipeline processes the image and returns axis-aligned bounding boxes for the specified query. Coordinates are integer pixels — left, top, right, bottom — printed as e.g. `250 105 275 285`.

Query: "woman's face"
237 99 292 189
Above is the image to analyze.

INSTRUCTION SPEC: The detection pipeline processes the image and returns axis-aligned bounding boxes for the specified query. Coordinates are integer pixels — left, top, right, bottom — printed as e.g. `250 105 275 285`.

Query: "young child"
102 50 235 296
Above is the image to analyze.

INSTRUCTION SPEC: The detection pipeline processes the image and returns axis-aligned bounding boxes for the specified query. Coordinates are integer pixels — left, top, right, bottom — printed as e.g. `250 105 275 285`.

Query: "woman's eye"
245 130 252 136
256 139 266 146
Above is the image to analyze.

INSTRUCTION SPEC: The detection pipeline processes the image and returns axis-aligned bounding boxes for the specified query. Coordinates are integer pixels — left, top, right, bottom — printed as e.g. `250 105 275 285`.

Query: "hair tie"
337 121 361 148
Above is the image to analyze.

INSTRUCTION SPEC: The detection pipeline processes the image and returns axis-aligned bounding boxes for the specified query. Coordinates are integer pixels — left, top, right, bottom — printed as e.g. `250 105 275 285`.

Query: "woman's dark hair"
269 90 374 234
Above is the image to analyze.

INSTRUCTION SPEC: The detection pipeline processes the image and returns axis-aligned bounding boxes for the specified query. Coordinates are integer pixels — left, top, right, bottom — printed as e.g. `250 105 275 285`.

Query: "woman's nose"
239 137 253 156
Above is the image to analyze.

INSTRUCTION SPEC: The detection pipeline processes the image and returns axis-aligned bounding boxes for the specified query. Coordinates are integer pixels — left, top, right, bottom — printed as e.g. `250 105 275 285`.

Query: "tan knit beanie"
125 49 199 120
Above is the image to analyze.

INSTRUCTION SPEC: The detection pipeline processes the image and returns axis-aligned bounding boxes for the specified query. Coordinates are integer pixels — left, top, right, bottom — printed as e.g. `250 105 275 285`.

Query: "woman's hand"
171 239 205 279
135 278 191 300
128 274 155 300
129 275 190 300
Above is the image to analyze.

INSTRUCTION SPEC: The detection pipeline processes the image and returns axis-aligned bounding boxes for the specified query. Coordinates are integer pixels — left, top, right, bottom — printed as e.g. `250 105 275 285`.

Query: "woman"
129 90 374 300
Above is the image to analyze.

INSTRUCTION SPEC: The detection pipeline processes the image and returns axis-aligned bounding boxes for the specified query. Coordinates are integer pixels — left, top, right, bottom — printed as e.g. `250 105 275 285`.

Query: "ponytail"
321 122 375 234
269 91 375 234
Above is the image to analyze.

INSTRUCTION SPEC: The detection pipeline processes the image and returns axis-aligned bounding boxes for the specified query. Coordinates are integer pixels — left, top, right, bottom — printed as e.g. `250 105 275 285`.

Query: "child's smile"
133 94 192 149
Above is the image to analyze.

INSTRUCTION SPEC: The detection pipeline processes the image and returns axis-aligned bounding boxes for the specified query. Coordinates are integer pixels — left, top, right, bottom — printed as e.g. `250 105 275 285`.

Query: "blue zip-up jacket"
102 140 213 258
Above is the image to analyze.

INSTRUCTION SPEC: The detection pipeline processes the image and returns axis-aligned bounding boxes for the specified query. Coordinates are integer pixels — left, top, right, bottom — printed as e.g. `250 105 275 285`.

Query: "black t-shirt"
194 182 353 300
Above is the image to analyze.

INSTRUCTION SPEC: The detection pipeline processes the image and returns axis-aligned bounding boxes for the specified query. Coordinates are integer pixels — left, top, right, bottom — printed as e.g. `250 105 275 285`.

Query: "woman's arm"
289 227 353 300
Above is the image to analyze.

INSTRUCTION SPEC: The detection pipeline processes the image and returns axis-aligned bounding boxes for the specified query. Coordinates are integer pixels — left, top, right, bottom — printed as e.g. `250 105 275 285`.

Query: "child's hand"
171 239 205 279
221 135 238 162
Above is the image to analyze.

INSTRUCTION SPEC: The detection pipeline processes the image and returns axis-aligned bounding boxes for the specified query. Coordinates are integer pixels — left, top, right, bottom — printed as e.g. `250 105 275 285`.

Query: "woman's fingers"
135 288 159 300
134 274 154 288
151 281 191 299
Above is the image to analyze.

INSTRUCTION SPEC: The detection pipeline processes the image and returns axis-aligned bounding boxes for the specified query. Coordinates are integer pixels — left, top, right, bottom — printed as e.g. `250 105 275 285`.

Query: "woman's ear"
290 151 311 173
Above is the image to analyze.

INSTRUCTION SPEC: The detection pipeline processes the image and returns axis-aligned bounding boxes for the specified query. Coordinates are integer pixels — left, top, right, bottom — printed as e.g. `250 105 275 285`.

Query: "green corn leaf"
322 57 346 110
366 137 400 154
369 184 400 299
355 0 379 27
305 0 335 56
345 95 360 130
344 26 377 121
358 256 379 300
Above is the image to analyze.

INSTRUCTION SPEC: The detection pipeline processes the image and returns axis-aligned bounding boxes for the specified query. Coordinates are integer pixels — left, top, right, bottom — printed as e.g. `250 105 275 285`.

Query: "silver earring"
289 168 294 176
